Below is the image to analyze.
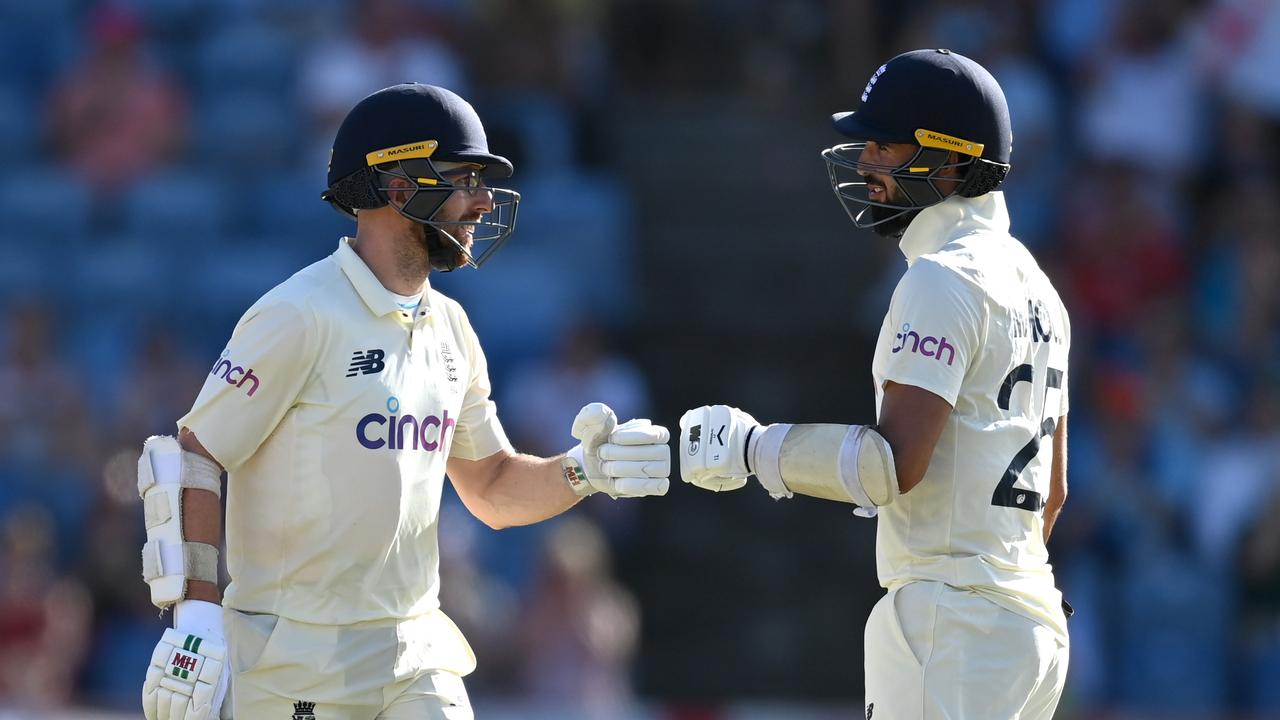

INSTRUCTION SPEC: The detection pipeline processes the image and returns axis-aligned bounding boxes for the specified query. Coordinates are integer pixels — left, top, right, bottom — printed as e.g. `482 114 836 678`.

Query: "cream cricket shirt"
180 238 510 632
870 192 1072 640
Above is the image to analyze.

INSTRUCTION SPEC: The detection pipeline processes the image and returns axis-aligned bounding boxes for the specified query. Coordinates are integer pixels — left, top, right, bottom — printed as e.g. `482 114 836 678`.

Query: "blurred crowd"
0 0 1278 717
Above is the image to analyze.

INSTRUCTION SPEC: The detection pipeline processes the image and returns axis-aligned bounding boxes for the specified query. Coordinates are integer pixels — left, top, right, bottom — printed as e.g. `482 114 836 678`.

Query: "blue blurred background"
1 0 1279 717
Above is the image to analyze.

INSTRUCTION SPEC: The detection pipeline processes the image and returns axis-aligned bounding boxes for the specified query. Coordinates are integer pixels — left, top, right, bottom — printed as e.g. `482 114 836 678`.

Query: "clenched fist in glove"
562 402 671 498
678 405 762 492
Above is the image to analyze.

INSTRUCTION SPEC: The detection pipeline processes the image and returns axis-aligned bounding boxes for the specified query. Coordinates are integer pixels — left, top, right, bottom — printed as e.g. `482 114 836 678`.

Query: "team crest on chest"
439 342 459 385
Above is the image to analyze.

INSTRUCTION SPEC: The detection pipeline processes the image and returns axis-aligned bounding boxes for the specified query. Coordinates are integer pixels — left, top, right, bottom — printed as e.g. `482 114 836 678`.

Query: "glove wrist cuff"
752 423 794 499
174 599 224 639
562 445 595 497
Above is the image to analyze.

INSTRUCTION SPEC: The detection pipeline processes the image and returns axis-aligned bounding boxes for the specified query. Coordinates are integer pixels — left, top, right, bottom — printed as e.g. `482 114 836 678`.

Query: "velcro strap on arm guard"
138 435 223 608
750 424 899 509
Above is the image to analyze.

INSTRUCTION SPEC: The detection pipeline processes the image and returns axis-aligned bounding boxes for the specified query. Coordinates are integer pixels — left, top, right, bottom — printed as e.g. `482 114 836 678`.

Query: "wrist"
562 444 594 496
174 599 224 639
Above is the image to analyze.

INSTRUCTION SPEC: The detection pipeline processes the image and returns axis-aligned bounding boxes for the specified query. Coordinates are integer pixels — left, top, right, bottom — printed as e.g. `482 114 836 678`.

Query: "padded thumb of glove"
571 403 618 454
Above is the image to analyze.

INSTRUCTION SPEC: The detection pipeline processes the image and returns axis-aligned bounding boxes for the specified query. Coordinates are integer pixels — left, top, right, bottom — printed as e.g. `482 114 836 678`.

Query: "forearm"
178 429 223 604
457 453 582 530
1042 493 1065 544
1043 416 1068 544
182 488 222 603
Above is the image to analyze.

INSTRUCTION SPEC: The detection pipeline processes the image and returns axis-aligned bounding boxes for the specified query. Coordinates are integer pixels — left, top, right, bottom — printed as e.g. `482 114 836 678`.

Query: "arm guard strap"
137 435 223 608
749 424 899 510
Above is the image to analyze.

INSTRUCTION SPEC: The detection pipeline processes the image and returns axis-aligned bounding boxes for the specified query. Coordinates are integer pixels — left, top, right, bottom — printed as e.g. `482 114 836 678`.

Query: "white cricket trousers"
224 609 474 719
863 581 1068 720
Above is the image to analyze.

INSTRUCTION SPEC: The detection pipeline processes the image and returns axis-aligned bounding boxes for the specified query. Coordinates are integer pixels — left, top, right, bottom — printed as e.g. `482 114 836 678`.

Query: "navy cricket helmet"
321 83 519 270
821 49 1012 237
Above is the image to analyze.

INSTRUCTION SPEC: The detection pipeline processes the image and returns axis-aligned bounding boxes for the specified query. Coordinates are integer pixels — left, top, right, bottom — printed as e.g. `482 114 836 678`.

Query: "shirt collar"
898 191 1010 266
334 237 429 318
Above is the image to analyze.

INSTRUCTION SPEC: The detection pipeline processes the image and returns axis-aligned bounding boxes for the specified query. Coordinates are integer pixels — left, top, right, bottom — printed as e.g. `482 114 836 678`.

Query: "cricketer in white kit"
136 84 670 720
679 50 1072 719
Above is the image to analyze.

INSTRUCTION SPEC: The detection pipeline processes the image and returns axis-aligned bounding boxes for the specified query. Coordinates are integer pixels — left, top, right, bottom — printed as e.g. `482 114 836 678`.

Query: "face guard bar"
820 142 973 231
372 157 520 270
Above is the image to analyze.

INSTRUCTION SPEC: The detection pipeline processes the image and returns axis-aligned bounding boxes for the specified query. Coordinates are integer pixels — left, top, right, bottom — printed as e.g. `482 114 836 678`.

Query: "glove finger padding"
612 475 671 497
610 418 670 445
598 442 669 462
601 459 670 478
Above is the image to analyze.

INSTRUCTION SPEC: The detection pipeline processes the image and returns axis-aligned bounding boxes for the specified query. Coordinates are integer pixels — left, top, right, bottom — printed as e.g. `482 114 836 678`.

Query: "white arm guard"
138 435 223 608
749 424 898 511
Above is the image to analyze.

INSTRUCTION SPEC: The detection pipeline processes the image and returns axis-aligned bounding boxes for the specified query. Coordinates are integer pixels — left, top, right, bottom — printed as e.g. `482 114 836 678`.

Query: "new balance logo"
292 700 317 720
346 349 386 377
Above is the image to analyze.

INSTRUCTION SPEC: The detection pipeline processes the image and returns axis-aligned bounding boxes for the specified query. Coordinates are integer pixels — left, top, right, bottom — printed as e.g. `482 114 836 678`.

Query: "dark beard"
424 226 468 271
868 203 921 239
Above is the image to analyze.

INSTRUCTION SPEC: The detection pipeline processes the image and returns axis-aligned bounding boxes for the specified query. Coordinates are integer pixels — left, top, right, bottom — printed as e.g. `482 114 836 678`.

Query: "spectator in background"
1197 0 1280 119
0 504 92 710
1196 384 1280 566
1075 0 1204 178
45 3 186 194
500 321 652 546
0 300 100 551
1194 181 1280 364
300 0 467 147
502 321 651 458
75 488 170 708
516 517 639 716
1237 464 1280 711
109 325 206 449
1059 160 1187 348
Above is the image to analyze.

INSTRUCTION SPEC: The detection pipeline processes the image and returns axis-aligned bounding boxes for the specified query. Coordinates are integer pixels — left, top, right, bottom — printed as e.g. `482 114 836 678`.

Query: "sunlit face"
430 162 493 251
856 141 919 205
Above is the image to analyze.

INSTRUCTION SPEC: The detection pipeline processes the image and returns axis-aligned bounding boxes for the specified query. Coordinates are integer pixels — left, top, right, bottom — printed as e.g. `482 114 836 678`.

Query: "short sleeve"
880 259 985 406
178 300 317 471
447 307 511 461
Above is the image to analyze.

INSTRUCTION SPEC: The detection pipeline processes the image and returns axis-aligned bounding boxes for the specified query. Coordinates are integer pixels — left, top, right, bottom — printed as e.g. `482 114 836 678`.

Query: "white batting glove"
678 405 761 492
143 600 230 720
563 402 670 498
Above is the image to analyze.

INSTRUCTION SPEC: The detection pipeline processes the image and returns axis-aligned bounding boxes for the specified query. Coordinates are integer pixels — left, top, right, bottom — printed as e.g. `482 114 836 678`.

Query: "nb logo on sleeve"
346 348 386 377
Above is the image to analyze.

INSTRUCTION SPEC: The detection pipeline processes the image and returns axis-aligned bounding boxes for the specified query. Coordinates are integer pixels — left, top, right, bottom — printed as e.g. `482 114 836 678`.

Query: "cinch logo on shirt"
210 350 260 397
356 396 455 451
891 323 956 365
